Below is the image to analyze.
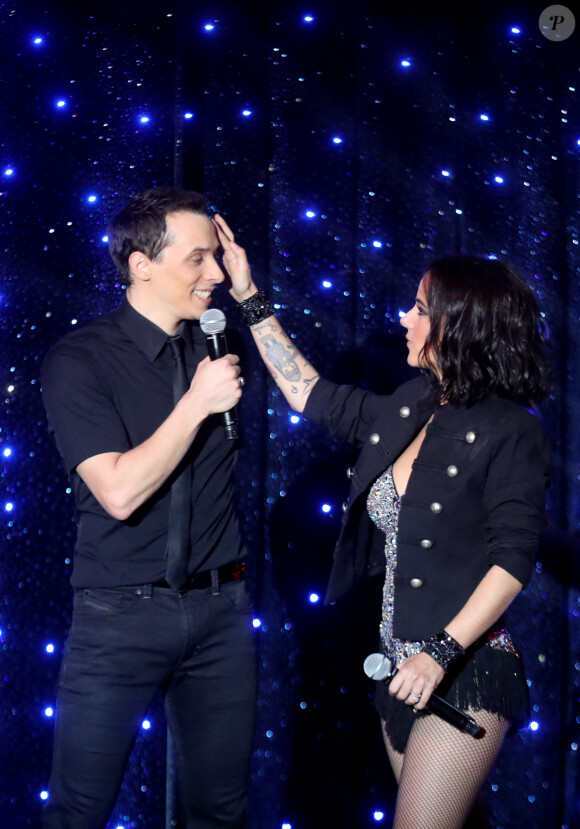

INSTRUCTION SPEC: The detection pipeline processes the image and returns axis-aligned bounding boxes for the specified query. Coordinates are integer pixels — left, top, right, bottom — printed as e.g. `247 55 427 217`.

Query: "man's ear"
128 251 151 283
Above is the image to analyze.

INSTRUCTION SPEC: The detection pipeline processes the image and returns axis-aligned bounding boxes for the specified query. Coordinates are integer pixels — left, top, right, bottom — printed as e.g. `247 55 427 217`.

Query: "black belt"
153 561 246 593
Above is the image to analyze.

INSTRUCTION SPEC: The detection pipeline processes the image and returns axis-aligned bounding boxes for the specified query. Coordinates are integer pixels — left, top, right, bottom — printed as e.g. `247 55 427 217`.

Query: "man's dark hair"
421 255 551 407
107 186 207 285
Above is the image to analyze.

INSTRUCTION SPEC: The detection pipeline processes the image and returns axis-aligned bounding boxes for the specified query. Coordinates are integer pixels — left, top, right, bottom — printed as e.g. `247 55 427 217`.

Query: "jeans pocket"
222 580 253 614
74 587 137 615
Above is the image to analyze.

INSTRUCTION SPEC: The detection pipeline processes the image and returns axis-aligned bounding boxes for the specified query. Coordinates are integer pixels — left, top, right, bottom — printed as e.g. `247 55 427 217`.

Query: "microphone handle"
205 332 238 441
389 666 483 738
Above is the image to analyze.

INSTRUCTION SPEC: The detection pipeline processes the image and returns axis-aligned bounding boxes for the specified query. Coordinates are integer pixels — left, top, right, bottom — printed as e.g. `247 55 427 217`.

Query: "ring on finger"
407 692 421 703
238 376 245 387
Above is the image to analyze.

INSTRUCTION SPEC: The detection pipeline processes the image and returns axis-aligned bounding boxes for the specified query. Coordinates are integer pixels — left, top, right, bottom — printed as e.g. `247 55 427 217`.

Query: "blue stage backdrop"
0 2 578 827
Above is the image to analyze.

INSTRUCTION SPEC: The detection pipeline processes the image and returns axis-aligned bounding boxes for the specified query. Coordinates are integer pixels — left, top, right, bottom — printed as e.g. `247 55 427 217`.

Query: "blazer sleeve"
482 409 551 586
304 376 428 447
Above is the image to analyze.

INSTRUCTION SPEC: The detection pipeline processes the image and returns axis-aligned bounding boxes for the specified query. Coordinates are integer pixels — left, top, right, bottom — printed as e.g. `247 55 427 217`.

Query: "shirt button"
465 431 477 443
410 578 423 588
399 406 411 418
420 539 433 549
430 501 443 514
447 465 459 477
346 467 354 480
369 433 380 445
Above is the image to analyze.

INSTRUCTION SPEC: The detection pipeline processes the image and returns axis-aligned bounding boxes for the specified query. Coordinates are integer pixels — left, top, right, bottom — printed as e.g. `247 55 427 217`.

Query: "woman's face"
400 276 431 369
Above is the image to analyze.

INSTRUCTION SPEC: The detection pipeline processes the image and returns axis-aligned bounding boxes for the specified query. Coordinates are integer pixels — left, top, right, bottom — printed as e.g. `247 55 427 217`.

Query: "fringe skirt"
374 638 530 753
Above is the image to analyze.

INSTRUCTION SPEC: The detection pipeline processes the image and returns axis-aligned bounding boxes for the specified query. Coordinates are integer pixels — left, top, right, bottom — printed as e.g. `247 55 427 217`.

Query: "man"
41 187 256 829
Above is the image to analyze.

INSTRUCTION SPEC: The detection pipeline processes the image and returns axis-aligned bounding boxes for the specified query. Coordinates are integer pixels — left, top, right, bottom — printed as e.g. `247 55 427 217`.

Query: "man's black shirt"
41 296 244 588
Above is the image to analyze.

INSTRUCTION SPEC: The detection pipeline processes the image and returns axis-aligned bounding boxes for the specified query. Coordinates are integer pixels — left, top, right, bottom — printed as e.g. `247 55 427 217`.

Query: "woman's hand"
212 214 257 302
388 652 445 710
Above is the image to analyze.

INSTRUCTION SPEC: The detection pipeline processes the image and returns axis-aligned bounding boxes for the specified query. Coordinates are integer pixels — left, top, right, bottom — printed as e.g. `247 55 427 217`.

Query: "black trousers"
43 578 256 829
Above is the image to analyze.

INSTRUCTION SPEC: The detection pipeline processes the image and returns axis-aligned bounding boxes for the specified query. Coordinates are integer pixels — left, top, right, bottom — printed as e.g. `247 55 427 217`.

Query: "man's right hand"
187 354 243 418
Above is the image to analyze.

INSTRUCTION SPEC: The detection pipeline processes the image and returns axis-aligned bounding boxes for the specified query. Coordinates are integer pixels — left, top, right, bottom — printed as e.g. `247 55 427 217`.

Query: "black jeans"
43 578 256 829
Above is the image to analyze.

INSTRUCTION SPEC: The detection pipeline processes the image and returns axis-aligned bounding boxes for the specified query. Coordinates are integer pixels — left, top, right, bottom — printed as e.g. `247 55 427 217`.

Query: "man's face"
140 211 225 330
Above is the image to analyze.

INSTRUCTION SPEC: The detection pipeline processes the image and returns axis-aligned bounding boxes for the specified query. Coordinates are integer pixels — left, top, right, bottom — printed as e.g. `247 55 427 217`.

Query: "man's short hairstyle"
107 186 207 286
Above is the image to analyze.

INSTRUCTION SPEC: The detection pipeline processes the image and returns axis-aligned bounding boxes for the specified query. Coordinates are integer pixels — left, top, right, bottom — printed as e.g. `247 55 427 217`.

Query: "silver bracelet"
237 290 275 326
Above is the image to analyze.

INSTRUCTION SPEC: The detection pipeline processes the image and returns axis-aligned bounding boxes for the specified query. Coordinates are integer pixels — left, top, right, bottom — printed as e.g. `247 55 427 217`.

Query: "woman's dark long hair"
421 255 551 407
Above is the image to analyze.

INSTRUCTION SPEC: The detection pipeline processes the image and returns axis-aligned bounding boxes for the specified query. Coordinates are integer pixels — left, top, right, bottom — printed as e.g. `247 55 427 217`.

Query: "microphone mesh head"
363 653 392 681
200 308 226 334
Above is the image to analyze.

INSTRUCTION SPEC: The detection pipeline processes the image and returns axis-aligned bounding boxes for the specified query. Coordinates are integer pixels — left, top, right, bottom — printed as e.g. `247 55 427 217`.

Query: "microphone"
363 652 484 738
199 308 239 441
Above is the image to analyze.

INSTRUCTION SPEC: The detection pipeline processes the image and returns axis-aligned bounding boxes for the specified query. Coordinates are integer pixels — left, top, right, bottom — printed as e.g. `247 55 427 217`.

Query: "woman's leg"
381 720 405 783
386 709 509 829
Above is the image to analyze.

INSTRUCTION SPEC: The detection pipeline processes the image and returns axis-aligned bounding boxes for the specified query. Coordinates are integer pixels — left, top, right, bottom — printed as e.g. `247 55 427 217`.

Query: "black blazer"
304 376 551 640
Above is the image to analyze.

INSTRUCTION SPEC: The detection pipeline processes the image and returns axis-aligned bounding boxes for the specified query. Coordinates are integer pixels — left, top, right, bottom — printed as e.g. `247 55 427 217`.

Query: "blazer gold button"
342 500 349 512
465 431 476 443
346 467 354 479
399 406 411 418
420 539 433 549
369 433 380 445
410 578 423 588
447 465 459 477
430 501 442 513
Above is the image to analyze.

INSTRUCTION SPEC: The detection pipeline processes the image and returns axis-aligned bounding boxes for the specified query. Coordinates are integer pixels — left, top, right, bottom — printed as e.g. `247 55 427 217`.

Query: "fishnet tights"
382 708 510 829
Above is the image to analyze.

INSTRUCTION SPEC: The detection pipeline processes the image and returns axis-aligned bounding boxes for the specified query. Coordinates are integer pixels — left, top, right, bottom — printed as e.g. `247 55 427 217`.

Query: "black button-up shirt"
41 297 243 588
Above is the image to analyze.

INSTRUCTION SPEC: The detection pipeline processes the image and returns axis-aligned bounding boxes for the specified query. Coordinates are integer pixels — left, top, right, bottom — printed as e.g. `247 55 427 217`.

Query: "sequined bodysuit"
367 466 517 669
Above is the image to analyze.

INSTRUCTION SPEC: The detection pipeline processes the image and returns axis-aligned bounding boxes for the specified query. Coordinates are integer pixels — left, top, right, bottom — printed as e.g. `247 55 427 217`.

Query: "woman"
215 215 551 828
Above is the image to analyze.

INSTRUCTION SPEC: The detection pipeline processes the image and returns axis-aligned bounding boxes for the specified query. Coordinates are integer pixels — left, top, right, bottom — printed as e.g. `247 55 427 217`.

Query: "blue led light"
321 503 332 513
184 112 194 119
332 136 343 144
373 811 385 822
139 115 150 124
511 26 521 35
304 210 317 219
241 109 253 117
480 113 490 121
56 99 67 109
494 176 504 184
40 791 49 801
530 720 540 731
322 280 332 288
303 15 314 23
252 618 262 628
87 195 97 203
33 36 44 45
309 593 320 603
4 502 14 512
282 824 293 829
204 22 216 31
44 707 54 717
142 720 151 730
289 414 301 424
101 235 109 243
400 59 412 68
4 167 14 177
372 240 383 248
45 643 55 654
441 169 451 177
2 447 12 457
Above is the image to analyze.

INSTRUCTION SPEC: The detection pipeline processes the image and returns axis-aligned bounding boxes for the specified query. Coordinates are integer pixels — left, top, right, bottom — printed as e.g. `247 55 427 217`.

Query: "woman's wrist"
236 289 275 326
420 629 465 671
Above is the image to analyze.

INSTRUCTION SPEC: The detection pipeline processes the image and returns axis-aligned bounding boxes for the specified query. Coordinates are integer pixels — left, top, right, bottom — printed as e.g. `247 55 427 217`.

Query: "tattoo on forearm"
261 334 301 383
302 375 319 398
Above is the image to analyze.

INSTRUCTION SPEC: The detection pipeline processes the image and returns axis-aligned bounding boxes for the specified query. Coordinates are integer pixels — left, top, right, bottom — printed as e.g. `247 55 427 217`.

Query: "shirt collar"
110 296 203 361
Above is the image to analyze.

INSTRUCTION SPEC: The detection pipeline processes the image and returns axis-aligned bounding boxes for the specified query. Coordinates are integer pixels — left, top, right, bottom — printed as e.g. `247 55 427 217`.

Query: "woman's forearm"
248 314 320 413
